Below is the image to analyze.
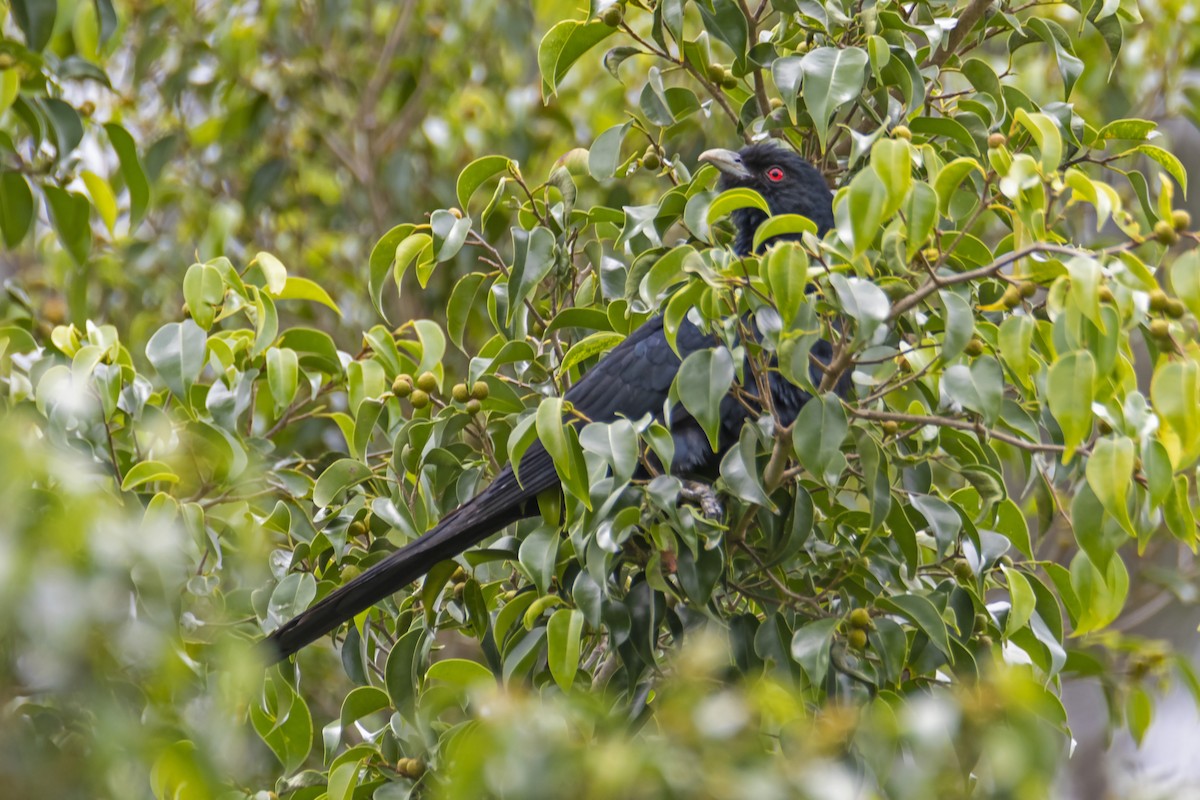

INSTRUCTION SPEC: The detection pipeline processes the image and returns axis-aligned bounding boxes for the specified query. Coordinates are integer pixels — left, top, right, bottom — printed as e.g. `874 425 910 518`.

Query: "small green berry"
1166 298 1187 319
892 125 912 141
1149 289 1169 313
1149 318 1171 340
600 5 623 26
452 383 470 403
1173 209 1192 231
1155 219 1179 245
416 371 438 393
465 398 482 415
847 628 869 650
392 375 413 397
471 380 490 400
964 338 985 357
409 389 430 409
849 608 873 630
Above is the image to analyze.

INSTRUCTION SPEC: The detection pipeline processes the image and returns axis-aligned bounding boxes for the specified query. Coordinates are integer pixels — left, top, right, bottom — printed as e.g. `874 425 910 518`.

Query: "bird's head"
699 143 833 255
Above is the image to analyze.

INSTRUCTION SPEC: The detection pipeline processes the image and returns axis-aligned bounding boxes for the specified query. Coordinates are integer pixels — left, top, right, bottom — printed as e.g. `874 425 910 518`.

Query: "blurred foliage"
6 0 1200 798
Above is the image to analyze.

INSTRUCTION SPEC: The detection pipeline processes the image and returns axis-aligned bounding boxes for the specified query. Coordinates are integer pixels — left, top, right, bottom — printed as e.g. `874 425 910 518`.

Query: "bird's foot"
679 480 723 519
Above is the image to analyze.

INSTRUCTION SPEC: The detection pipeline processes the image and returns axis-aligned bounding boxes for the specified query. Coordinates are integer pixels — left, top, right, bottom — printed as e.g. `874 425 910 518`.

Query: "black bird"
263 143 837 661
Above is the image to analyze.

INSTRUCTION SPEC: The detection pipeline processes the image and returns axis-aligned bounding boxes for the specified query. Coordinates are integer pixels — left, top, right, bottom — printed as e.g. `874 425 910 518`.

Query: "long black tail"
262 463 546 662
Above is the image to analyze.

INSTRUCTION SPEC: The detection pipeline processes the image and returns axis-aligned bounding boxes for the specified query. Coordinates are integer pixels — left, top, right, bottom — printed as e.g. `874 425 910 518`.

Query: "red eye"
766 166 785 182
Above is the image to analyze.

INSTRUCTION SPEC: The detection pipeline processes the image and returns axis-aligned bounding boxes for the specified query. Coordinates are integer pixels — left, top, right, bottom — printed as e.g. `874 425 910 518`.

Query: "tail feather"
262 460 548 662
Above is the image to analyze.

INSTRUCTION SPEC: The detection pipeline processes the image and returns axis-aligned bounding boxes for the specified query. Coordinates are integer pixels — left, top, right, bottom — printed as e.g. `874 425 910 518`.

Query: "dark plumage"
263 143 837 661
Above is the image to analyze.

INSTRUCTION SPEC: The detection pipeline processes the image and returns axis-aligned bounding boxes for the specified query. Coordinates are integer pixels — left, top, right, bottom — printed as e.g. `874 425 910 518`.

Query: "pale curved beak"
698 148 751 179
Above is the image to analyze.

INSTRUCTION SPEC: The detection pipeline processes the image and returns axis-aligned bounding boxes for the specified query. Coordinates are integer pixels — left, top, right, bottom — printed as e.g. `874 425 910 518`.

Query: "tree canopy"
3 0 1200 797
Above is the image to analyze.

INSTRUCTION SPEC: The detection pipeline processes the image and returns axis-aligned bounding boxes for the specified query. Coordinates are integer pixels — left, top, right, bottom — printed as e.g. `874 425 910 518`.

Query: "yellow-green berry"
600 5 623 26
642 148 661 171
409 389 430 409
465 398 482 415
1098 285 1115 303
1001 285 1022 308
1149 318 1171 340
849 608 872 629
1155 219 1179 245
392 375 413 397
988 132 1007 149
416 371 438 393
1166 298 1186 319
1173 209 1192 231
892 125 911 140
452 383 470 403
1149 289 1169 313
847 628 869 650
964 338 985 357
471 380 489 400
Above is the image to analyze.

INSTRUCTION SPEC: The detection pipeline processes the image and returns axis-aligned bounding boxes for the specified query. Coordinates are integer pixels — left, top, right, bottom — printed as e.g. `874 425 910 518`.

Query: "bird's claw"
679 480 723 519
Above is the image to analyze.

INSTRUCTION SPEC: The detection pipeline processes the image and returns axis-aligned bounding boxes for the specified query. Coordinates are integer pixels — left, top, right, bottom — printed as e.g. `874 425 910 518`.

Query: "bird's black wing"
263 313 713 660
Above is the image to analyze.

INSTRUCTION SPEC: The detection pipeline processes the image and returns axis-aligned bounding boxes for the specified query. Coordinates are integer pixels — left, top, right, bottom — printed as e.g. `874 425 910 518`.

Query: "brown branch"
848 407 1072 455
928 0 995 69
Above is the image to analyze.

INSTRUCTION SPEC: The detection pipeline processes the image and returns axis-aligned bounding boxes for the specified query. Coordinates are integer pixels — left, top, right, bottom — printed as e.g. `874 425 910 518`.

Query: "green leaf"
706 187 770 229
559 331 624 377
834 168 888 256
121 460 181 491
941 357 1003 424
268 572 318 630
939 291 974 363
589 122 632 180
1085 437 1136 536
368 224 414 322
0 69 19 117
275 276 342 315
0 171 34 248
1126 685 1153 746
507 227 556 325
104 123 149 225
538 19 616 100
145 320 206 400
764 242 809 327
870 137 912 217
788 46 868 151
790 617 839 685
457 155 512 210
426 658 495 689
753 214 819 253
1129 145 1188 197
182 261 223 330
878 594 954 661
393 232 434 295
536 397 572 480
313 459 373 507
81 171 117 233
933 158 985 215
253 251 288 295
1047 351 1095 461
43 186 91 265
998 315 1035 388
1152 360 1200 463
11 0 56 50
267 347 299 414
1095 118 1157 141
674 347 735 451
793 393 847 485
1014 109 1064 174
1001 566 1036 636
250 673 313 772
547 608 585 691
